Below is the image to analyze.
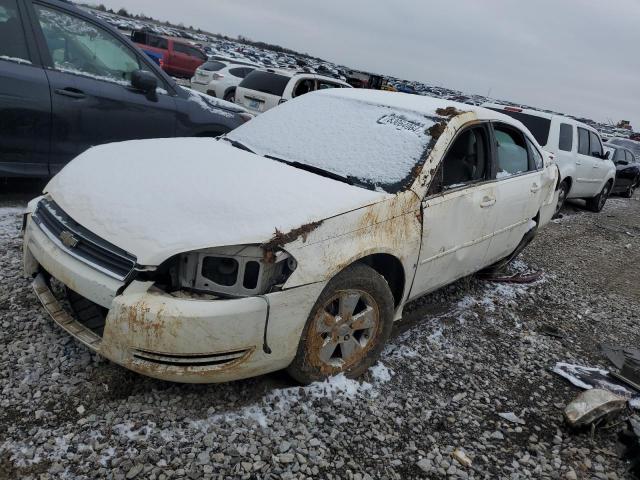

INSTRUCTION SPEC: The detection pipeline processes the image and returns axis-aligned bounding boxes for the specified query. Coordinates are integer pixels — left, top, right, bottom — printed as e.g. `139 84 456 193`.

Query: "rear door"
0 0 50 176
30 2 177 174
574 127 598 196
484 123 545 265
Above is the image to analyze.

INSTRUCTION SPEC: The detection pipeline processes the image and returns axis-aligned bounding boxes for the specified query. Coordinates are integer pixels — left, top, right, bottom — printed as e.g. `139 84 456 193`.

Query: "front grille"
132 348 251 368
32 199 137 280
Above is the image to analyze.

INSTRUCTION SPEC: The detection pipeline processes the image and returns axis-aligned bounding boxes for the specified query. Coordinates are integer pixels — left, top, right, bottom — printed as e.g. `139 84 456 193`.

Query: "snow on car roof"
229 89 517 193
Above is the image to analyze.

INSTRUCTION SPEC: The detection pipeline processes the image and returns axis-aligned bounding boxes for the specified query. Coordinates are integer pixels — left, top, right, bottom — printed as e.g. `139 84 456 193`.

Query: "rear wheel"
623 179 637 198
553 180 569 218
586 182 611 212
287 264 394 384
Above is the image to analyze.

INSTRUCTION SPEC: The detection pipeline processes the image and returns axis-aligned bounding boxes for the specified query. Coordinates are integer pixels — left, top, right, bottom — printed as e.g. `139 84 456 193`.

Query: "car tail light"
504 106 522 112
212 73 225 80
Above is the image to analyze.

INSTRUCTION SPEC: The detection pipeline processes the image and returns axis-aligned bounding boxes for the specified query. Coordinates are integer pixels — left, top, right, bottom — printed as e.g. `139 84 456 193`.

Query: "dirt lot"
0 184 638 479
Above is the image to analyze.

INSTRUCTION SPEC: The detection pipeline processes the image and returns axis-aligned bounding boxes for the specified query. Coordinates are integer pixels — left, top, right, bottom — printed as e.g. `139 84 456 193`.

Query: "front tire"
586 182 611 212
287 264 394 384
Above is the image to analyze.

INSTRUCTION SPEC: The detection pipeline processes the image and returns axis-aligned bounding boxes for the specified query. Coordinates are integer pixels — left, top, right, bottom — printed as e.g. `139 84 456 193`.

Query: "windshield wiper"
263 155 354 186
223 137 254 154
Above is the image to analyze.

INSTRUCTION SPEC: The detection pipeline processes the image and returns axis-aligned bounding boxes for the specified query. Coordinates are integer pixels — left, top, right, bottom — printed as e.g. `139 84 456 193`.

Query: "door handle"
575 161 582 165
592 164 600 168
531 183 541 193
480 196 496 208
54 87 86 99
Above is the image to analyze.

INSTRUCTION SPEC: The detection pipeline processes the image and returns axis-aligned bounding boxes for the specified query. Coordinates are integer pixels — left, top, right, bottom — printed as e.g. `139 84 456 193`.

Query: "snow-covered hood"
45 138 386 265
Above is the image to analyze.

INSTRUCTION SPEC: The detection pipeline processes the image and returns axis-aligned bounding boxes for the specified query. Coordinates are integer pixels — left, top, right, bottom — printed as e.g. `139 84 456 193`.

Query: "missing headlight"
170 245 296 297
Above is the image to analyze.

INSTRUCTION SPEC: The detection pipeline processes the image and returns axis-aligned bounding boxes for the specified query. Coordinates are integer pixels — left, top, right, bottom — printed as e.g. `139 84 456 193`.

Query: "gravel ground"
1 186 639 480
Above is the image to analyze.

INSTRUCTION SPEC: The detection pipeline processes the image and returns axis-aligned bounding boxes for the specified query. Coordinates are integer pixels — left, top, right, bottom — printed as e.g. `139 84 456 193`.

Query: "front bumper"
24 216 324 383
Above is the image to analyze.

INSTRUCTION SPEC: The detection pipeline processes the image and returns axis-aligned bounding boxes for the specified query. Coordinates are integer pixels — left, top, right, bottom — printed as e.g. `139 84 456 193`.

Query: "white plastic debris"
564 389 627 427
76 405 86 415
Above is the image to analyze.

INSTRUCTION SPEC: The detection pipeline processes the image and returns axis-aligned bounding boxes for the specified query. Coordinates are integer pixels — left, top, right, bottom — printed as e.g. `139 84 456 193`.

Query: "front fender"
282 191 422 304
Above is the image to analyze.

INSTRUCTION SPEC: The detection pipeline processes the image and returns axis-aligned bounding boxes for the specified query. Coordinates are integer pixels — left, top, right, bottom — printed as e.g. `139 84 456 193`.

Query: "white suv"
235 69 352 115
190 58 256 98
483 104 616 215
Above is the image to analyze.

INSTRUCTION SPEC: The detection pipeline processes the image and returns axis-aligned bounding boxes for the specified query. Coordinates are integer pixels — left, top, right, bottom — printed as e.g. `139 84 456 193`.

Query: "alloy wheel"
309 289 380 370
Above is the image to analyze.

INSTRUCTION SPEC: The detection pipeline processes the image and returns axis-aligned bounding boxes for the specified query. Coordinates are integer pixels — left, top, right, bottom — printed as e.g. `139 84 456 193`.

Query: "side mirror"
131 70 158 95
604 151 610 160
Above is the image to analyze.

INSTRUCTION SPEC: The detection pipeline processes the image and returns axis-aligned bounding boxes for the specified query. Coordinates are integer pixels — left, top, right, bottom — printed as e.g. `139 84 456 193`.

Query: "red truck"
132 31 207 78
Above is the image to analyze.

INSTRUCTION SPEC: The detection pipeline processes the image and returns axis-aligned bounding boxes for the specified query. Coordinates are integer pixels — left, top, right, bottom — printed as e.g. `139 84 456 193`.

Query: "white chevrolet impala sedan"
23 89 558 383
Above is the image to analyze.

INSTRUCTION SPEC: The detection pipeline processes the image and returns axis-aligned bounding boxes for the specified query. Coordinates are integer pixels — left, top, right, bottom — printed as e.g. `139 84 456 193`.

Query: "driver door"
410 123 498 298
30 2 176 174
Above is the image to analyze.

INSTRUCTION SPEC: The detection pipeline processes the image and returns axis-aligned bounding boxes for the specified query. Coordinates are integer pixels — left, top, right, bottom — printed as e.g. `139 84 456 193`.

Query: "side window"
495 125 529 178
293 78 315 97
577 128 590 155
317 80 340 90
131 31 147 45
0 0 30 63
229 67 248 78
589 131 603 158
559 123 573 152
148 35 168 49
34 5 142 84
439 127 489 189
626 151 635 164
613 148 626 163
527 138 544 170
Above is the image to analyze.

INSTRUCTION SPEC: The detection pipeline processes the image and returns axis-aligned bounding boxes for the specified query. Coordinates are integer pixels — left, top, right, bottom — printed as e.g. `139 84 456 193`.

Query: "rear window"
201 60 225 71
488 109 551 147
608 138 640 160
239 71 290 97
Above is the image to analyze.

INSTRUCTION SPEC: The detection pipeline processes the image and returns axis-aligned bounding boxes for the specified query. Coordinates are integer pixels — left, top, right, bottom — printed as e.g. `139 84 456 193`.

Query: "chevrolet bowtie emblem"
59 230 79 249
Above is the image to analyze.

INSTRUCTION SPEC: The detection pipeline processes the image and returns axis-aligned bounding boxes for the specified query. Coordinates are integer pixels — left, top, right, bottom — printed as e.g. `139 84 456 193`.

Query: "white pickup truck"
483 104 616 215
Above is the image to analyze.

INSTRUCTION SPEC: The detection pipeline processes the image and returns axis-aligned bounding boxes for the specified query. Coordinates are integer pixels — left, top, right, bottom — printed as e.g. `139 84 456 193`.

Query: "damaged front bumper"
24 216 324 383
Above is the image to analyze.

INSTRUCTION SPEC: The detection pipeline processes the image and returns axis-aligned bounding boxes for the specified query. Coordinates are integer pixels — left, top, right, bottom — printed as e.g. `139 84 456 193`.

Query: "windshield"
608 138 640 160
227 92 438 193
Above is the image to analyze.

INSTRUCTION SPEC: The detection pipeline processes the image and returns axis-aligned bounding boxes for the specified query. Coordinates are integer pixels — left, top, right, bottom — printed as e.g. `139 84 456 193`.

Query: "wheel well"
560 176 572 191
224 87 236 98
356 254 405 307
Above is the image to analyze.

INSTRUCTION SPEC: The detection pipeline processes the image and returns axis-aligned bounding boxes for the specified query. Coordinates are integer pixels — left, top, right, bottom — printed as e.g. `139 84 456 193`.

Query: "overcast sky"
93 0 640 130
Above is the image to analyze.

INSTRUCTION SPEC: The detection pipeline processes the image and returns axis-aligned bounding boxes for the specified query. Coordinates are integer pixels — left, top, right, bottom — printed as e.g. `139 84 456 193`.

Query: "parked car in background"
483 104 616 215
23 90 558 383
190 60 256 102
235 68 352 115
132 30 206 78
607 137 640 161
604 144 640 198
0 0 251 178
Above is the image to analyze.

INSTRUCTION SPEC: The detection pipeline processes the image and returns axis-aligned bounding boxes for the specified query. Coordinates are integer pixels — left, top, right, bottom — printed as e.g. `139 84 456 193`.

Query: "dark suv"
0 0 251 177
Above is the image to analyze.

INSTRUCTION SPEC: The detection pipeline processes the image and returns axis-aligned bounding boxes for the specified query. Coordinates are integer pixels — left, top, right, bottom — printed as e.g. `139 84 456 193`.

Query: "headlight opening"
176 245 296 297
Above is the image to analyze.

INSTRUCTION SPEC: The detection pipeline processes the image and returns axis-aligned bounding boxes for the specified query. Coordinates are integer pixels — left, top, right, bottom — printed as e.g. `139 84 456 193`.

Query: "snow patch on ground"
630 398 640 409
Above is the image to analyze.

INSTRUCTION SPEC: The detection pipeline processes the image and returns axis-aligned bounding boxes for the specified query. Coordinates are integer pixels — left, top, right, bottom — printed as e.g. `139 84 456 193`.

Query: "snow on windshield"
228 92 438 193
